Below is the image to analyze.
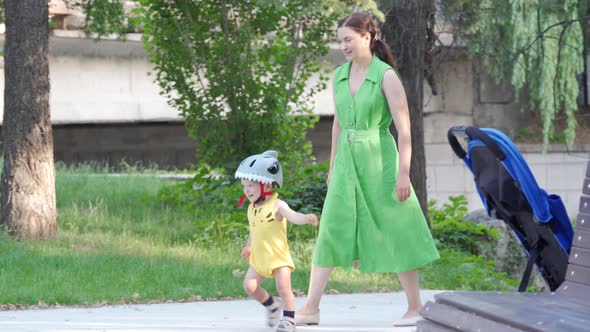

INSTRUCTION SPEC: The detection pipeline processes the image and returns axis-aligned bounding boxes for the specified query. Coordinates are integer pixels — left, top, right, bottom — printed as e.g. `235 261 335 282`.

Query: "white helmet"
235 150 283 188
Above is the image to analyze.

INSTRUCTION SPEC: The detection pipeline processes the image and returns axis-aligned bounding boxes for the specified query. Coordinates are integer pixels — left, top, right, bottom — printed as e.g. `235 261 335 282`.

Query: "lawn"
0 165 517 308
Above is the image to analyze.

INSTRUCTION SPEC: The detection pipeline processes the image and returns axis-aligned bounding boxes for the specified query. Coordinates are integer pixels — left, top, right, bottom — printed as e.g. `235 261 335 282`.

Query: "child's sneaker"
276 317 296 332
266 298 283 327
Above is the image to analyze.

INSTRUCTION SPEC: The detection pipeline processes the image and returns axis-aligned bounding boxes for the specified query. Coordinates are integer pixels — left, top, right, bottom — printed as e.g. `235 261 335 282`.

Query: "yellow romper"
248 192 295 278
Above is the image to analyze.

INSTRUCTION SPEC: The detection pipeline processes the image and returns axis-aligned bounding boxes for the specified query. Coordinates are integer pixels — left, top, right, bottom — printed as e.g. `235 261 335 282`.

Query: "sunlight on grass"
1 232 247 306
0 165 516 307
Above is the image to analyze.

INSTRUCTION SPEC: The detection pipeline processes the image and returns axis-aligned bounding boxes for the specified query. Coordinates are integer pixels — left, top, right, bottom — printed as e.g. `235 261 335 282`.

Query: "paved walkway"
0 291 445 332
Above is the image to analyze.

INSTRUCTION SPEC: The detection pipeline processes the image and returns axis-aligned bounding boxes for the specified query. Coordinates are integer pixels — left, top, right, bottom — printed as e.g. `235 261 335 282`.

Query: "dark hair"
337 12 396 68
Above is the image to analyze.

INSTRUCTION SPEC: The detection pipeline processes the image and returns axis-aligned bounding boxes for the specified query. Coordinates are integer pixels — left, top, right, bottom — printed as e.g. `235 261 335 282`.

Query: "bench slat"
569 246 590 268
433 291 589 332
572 228 590 250
416 319 460 332
419 301 523 332
565 263 590 285
580 195 590 214
577 212 590 231
557 281 590 305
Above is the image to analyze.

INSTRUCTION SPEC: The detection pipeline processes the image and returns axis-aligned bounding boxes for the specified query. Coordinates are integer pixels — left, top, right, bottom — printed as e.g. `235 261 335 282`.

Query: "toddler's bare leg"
273 266 295 311
243 266 268 302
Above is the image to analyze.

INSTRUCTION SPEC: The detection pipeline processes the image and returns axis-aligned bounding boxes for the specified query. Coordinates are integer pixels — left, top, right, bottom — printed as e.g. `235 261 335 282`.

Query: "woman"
296 12 439 327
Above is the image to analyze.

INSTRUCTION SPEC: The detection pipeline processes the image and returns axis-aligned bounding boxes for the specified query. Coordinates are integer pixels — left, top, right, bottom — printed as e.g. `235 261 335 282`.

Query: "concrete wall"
50 123 197 168
0 35 532 136
422 53 531 143
0 35 588 217
0 35 179 124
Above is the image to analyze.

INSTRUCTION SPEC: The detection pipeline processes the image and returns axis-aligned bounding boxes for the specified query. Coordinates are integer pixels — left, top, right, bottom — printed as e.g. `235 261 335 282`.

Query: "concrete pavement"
0 291 445 332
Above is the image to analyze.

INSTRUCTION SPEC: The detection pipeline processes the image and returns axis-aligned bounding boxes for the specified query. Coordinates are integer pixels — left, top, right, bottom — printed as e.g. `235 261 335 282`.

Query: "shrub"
281 161 329 215
139 0 336 170
429 195 500 255
423 250 519 291
158 161 326 245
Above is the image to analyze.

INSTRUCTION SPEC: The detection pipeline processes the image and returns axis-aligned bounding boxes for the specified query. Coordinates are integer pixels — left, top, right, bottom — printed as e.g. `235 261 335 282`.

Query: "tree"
83 0 382 173
81 0 441 213
1 0 57 239
381 0 435 218
438 0 585 147
137 0 335 172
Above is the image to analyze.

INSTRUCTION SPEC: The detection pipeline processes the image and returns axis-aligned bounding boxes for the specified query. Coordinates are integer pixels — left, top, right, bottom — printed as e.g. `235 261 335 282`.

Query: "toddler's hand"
241 246 250 260
307 214 318 226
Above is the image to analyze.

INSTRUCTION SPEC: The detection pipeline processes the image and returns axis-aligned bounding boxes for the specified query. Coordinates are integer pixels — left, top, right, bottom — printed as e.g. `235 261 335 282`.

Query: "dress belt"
346 128 390 142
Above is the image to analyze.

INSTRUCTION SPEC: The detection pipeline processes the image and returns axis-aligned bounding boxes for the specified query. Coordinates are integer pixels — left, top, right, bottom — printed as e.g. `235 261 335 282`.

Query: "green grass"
0 233 405 307
0 236 243 305
56 172 196 244
0 166 517 308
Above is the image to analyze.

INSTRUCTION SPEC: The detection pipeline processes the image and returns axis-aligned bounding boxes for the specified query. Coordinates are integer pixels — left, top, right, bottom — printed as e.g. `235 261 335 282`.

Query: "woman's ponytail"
372 39 396 68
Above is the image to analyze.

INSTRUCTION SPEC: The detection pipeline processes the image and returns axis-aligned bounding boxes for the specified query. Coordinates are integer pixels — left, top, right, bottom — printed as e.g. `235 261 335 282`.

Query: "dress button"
349 122 353 126
350 105 353 109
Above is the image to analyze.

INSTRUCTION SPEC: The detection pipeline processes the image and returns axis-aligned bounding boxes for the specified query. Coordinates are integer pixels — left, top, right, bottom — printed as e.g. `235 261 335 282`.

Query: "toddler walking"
235 150 318 332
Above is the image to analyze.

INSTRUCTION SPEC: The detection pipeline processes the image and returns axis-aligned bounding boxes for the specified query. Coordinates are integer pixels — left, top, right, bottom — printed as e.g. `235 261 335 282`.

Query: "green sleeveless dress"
312 55 439 273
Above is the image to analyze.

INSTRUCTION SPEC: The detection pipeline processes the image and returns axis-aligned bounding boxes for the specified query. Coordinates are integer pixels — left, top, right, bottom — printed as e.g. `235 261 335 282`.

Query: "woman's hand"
396 174 411 202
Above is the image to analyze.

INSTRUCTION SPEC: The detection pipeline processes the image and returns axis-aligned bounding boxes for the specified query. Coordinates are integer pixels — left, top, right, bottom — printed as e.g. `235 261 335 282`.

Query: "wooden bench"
418 160 590 332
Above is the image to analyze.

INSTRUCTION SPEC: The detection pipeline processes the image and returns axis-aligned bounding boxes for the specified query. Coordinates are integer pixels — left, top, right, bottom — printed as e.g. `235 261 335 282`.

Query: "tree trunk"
382 0 434 220
2 0 56 239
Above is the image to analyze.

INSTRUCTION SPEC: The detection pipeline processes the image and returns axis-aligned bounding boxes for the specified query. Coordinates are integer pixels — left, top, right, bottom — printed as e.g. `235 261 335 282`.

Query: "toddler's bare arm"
275 200 318 226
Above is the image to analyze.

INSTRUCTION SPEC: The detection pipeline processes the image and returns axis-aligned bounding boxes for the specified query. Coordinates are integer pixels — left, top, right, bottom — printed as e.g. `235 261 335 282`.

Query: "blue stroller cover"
448 126 574 291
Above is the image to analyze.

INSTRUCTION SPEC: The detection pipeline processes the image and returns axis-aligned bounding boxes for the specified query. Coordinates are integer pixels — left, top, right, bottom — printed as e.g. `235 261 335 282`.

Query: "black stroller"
447 126 574 291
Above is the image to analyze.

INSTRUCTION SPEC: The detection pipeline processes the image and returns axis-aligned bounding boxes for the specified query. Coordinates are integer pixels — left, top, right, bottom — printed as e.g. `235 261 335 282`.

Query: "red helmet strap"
237 182 273 207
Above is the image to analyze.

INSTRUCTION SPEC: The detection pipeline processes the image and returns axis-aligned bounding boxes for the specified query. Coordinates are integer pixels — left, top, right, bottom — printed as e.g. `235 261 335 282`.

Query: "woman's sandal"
393 315 422 327
294 310 320 325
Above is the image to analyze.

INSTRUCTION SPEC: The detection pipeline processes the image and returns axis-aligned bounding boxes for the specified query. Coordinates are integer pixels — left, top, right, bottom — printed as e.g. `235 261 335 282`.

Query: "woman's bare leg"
397 269 422 318
298 265 333 314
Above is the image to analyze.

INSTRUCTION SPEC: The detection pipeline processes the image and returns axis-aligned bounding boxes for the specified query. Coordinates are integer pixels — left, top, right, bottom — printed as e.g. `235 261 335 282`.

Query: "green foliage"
281 161 329 215
515 128 536 142
426 196 519 290
281 161 328 241
429 195 500 255
158 165 241 211
74 0 380 171
581 1 590 50
437 0 480 37
423 250 518 291
438 0 585 147
327 0 384 21
157 161 327 245
137 0 336 171
157 164 252 245
83 0 128 38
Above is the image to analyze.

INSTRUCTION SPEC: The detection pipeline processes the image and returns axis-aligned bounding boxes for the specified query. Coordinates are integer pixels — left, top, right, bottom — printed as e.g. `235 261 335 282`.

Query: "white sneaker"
276 317 296 332
266 298 283 327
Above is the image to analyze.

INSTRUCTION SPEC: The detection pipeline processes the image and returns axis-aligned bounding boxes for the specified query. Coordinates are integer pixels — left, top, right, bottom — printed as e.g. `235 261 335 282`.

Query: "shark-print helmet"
235 150 283 188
